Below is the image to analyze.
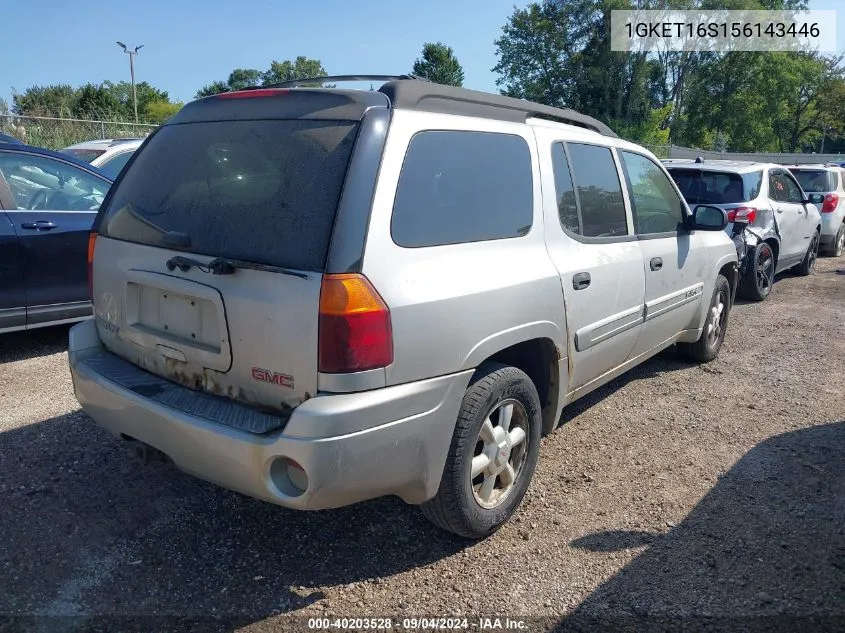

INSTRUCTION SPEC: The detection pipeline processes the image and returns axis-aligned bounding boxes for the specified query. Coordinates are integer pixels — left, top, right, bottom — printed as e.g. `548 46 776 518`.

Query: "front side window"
391 131 533 248
565 143 628 238
0 151 109 211
620 151 684 234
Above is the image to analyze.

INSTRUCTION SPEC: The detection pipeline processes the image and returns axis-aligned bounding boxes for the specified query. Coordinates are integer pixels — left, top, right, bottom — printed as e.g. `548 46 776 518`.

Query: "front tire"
678 274 731 364
421 362 541 539
796 231 820 276
738 241 775 302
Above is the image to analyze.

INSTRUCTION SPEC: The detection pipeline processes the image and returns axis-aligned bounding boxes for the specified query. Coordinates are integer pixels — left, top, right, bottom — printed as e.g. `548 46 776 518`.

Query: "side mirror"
687 205 728 231
805 193 825 205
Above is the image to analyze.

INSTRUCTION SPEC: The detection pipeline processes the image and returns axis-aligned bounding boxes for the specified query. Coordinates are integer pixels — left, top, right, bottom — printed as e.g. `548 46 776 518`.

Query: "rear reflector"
822 192 839 212
727 207 757 224
318 274 393 374
216 89 289 99
87 232 97 300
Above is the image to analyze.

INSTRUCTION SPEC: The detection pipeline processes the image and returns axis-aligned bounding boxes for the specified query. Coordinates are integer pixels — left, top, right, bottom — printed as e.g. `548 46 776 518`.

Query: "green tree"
261 57 328 86
196 80 230 98
103 81 170 121
145 100 183 124
73 83 122 119
412 42 464 87
13 85 77 117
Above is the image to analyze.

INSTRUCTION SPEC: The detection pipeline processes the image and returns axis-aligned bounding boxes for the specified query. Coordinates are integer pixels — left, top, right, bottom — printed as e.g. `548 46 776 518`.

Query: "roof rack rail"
379 81 618 137
260 74 430 89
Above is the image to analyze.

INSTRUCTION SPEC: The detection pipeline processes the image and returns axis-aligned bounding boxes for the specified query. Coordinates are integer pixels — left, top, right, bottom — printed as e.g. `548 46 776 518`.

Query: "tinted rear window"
791 169 836 193
62 148 106 163
99 119 358 271
390 131 533 248
668 169 763 204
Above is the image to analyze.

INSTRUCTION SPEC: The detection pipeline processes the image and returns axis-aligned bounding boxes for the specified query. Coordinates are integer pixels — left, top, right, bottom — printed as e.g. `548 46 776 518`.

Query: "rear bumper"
820 214 841 244
69 320 471 510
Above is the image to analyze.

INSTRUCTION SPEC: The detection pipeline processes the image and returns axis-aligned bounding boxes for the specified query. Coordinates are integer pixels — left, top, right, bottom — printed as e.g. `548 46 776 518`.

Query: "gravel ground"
1 257 843 633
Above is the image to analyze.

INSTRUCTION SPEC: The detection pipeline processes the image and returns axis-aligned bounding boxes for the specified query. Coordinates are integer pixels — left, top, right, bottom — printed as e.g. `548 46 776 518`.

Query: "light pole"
116 41 144 123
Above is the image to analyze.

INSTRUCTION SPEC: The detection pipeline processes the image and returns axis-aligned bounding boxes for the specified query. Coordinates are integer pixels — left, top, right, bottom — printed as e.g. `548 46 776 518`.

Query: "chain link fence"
0 114 158 151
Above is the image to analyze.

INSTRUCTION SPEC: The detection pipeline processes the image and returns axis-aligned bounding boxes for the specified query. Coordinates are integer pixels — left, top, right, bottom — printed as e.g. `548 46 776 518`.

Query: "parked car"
666 159 822 302
0 142 113 333
61 138 144 179
69 77 737 538
785 164 845 257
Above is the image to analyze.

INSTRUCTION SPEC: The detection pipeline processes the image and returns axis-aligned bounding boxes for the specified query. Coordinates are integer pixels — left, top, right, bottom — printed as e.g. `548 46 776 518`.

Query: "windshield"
667 168 763 205
790 169 836 193
61 148 106 163
98 119 359 272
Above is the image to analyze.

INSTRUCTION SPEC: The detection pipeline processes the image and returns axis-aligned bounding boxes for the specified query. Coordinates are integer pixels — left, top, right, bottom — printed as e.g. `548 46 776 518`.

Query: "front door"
0 150 109 326
541 138 645 393
618 150 705 358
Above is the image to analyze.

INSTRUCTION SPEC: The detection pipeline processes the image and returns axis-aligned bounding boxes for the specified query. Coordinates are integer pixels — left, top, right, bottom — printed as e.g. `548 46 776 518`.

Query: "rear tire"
831 224 845 257
421 362 541 539
678 274 731 364
796 231 820 276
738 242 775 302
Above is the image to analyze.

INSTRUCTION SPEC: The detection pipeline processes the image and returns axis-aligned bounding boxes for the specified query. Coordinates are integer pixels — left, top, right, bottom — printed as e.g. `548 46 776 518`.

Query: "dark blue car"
0 143 113 333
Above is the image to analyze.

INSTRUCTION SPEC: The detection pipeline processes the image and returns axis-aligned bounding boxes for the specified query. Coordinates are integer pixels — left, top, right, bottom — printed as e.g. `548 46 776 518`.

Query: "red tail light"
822 193 839 212
87 232 97 300
727 207 757 223
216 89 289 99
318 274 393 373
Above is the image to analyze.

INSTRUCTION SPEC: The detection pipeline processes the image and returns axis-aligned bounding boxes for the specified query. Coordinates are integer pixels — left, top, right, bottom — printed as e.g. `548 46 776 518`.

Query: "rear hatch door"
92 99 364 418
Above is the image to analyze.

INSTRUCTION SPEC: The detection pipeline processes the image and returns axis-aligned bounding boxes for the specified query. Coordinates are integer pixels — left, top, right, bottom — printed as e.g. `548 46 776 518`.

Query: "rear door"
0 149 109 325
93 113 360 414
542 138 644 393
769 169 810 264
618 150 705 358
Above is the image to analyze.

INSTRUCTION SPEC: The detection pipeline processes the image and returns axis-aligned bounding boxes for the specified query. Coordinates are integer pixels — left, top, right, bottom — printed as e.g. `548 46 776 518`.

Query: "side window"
391 131 533 248
782 174 803 203
0 151 109 211
620 151 684 234
566 143 628 238
768 172 790 203
98 151 134 178
551 143 580 234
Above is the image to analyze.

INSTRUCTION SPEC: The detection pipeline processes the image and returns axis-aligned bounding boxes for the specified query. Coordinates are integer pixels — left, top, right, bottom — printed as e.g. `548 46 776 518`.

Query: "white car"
785 164 845 257
60 138 144 179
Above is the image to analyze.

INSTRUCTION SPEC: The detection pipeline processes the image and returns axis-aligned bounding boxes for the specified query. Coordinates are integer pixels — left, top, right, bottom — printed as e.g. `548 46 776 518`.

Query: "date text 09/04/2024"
626 21 820 39
307 617 529 630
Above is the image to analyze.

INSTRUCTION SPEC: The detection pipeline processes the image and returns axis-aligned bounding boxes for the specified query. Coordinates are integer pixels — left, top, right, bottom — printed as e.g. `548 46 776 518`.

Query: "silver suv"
785 164 845 257
69 77 738 538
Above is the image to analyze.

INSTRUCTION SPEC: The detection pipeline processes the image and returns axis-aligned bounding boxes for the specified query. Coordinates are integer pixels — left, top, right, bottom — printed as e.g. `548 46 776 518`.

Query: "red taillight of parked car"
87 232 97 300
727 207 757 224
822 193 839 212
318 273 393 374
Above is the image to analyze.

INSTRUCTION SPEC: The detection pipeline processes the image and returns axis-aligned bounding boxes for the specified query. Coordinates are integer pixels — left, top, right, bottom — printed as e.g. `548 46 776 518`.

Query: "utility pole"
116 41 144 123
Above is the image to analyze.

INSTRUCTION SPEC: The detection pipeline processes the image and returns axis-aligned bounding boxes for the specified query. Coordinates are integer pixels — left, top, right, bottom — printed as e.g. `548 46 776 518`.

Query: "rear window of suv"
790 169 837 193
98 119 358 272
667 168 763 205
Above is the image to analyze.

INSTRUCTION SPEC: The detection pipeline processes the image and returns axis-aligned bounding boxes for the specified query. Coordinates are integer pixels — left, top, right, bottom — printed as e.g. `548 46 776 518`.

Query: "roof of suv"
177 77 618 138
663 159 777 174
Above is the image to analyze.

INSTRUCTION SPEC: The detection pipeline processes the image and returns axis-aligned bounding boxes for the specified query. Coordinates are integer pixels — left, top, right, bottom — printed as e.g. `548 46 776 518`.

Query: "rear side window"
390 131 533 248
99 119 358 272
567 143 627 238
791 169 836 193
668 169 762 204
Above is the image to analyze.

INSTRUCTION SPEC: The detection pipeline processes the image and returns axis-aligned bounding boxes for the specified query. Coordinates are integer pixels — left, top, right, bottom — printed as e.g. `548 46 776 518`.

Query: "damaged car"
666 159 822 301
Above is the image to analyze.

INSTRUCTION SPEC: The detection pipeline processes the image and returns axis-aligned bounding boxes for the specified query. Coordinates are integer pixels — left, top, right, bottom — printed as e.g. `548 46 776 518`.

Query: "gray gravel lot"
1 258 843 633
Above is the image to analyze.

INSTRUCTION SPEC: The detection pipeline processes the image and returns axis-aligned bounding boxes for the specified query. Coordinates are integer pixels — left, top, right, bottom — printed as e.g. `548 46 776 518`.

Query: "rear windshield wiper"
165 255 308 279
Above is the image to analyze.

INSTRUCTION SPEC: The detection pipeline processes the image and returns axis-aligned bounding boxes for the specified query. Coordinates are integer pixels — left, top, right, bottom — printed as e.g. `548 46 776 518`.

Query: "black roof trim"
378 80 617 137
262 74 430 89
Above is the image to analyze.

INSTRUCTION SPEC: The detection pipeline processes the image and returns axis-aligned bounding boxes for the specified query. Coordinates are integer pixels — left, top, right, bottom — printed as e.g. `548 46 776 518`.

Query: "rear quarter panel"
361 110 566 386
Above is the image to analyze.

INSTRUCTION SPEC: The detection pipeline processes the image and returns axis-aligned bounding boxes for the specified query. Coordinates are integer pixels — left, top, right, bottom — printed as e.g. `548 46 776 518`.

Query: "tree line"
8 2 844 154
